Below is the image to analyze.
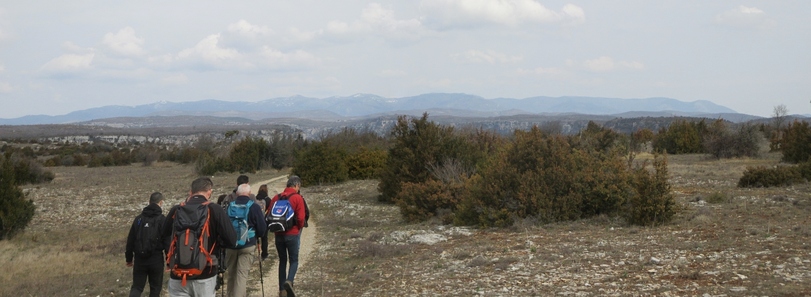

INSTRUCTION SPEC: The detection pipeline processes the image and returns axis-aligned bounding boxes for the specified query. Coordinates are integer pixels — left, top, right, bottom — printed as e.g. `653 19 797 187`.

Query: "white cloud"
103 27 145 57
517 66 563 76
324 3 424 42
715 6 776 29
452 49 522 64
39 53 95 75
257 46 320 70
419 0 585 28
0 82 12 93
176 34 244 70
221 20 275 50
582 56 644 72
379 69 407 77
161 74 188 85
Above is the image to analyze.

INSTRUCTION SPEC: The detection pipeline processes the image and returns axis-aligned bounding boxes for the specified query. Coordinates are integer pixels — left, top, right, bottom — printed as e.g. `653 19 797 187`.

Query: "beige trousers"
225 246 256 297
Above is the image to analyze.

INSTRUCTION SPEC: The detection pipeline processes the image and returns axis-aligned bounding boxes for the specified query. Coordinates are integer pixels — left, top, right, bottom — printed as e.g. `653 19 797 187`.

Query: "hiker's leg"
275 234 288 291
188 276 218 297
129 261 147 297
284 234 301 283
167 279 190 297
232 246 253 297
225 248 239 297
261 232 269 259
145 255 164 297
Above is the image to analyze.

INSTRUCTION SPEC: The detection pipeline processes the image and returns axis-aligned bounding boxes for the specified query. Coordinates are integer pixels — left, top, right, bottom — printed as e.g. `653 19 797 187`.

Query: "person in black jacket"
256 184 272 260
125 192 166 297
163 177 238 297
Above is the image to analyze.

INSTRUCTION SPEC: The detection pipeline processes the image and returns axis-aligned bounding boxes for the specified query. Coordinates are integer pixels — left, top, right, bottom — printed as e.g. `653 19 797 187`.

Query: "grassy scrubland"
3 152 811 296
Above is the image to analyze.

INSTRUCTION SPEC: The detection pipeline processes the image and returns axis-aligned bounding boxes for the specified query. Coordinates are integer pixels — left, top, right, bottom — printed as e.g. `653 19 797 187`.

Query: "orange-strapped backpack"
166 200 217 286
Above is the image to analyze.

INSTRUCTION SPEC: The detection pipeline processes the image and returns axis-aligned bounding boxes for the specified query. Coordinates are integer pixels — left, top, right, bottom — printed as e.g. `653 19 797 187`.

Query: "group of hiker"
124 175 308 297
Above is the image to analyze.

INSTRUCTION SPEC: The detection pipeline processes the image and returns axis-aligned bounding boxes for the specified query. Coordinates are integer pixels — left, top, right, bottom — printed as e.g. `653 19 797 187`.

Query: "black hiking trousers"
130 252 164 297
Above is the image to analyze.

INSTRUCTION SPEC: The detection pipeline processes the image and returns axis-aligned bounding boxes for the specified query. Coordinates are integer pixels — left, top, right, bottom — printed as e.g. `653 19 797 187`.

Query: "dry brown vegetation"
4 152 811 296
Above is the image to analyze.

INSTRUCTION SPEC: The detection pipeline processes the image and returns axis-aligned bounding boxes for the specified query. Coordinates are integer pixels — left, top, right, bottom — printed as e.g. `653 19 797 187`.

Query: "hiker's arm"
125 217 138 264
251 203 267 236
162 207 176 253
294 194 306 230
211 204 238 248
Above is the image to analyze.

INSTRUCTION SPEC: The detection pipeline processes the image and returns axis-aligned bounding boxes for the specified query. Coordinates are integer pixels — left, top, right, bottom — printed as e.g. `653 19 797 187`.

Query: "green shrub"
653 120 707 154
738 165 803 188
623 155 675 226
781 120 811 163
0 156 36 240
346 148 387 180
378 114 457 203
456 127 631 227
227 137 270 173
394 179 464 223
703 120 762 159
292 141 349 186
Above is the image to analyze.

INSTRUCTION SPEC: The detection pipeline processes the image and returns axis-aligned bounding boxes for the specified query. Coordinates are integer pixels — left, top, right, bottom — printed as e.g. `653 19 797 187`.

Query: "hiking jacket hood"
125 203 165 263
163 195 238 281
270 187 306 236
226 195 267 248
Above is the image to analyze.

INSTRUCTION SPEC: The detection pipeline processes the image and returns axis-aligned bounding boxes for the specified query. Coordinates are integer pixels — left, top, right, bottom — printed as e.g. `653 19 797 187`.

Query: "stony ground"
7 153 811 296
290 154 811 297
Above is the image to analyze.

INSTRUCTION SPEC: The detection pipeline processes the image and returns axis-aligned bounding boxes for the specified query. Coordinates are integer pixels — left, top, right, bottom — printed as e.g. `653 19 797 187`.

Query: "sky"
0 0 809 119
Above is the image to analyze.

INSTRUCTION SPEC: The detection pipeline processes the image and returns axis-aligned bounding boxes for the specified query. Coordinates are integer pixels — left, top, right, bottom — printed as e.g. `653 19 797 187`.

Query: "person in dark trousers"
163 177 238 297
125 192 166 297
224 183 267 297
256 184 272 260
270 176 307 297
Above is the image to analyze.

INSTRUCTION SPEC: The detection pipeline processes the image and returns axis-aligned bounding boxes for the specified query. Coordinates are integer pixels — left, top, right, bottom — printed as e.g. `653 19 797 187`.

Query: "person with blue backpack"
269 176 307 297
224 183 267 297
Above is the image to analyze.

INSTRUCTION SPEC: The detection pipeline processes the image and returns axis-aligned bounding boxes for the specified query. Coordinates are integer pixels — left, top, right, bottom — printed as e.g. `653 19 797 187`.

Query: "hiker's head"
149 192 164 205
191 177 214 198
236 183 251 196
236 175 249 186
258 184 268 195
286 175 302 189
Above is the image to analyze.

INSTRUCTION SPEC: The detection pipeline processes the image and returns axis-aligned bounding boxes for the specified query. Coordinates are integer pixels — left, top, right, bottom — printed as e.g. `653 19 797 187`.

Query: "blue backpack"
227 199 256 248
266 195 296 232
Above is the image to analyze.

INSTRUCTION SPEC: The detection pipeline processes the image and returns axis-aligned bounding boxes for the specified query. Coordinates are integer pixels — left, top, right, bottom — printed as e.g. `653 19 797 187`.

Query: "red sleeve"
293 194 306 230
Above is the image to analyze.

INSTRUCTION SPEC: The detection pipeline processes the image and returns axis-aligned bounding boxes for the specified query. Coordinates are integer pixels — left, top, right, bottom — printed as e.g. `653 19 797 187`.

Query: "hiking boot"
283 280 296 297
278 290 287 297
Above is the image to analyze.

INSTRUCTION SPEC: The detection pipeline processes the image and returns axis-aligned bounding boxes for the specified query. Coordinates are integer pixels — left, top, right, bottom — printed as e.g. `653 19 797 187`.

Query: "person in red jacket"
270 176 306 297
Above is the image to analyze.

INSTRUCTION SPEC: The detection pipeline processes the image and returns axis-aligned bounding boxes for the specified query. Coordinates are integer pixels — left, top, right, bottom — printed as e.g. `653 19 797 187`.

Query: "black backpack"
133 214 164 256
302 196 310 228
166 201 216 286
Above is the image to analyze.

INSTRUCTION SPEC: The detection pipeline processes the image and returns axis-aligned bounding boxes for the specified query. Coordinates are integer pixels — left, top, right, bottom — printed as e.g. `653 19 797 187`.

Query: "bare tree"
772 104 788 130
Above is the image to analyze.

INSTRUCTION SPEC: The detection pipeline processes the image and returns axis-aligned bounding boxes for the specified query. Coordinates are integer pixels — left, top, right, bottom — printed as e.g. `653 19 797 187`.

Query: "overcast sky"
0 1 808 119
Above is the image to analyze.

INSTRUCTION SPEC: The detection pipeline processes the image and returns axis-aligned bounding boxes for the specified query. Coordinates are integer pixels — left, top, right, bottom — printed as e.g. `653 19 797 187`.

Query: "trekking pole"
258 242 265 297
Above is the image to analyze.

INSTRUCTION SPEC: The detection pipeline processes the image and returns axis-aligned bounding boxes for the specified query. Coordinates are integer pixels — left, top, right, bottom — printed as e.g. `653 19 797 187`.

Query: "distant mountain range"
0 93 753 126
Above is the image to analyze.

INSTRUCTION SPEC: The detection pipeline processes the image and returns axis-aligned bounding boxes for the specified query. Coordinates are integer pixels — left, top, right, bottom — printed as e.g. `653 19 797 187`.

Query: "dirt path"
251 176 317 294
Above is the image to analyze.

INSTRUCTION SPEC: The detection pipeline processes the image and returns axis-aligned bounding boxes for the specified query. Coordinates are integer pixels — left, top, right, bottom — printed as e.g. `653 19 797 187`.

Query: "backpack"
133 214 164 256
302 196 310 228
227 199 256 248
266 194 296 232
166 201 217 287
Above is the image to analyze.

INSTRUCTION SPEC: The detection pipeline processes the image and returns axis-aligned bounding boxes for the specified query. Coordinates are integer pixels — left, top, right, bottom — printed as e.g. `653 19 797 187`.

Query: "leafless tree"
772 104 788 130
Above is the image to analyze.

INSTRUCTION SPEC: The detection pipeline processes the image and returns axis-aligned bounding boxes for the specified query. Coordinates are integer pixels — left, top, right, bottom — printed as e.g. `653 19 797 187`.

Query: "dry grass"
5 152 811 296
